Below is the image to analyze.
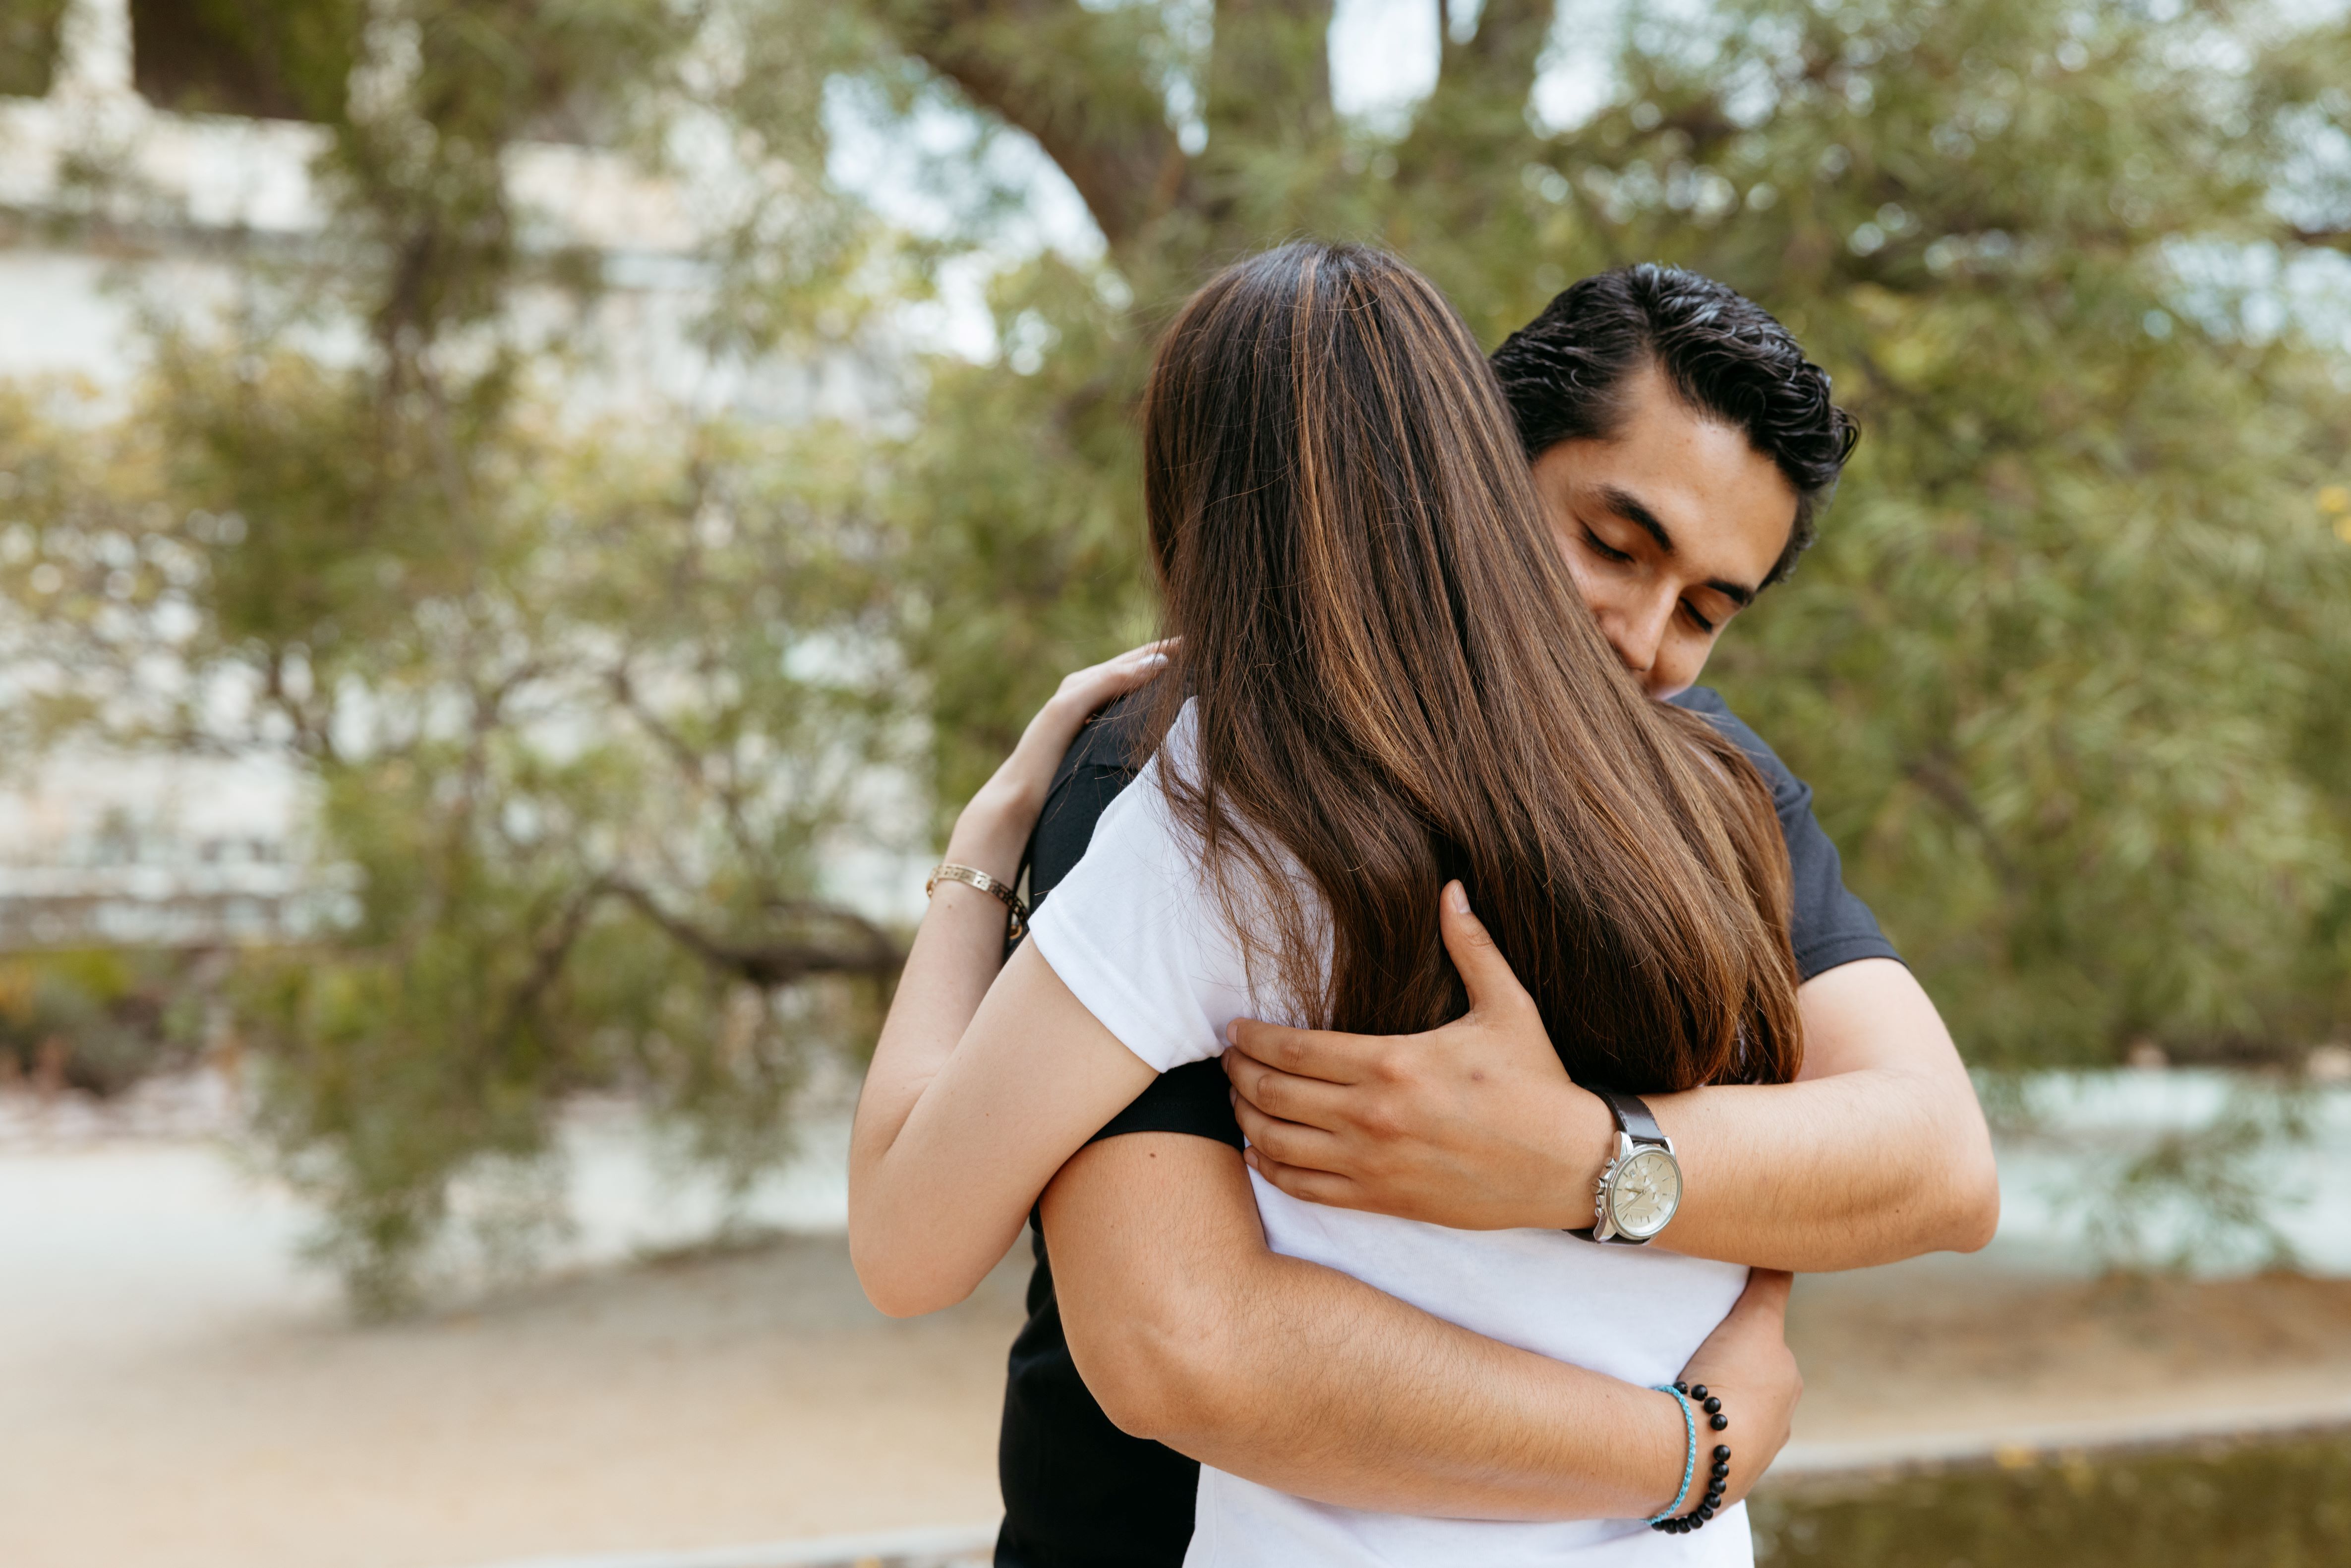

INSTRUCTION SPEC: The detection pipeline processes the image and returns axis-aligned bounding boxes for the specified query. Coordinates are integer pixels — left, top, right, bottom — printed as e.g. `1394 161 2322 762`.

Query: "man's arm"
1226 889 1998 1272
1042 1130 1800 1520
1647 957 1998 1269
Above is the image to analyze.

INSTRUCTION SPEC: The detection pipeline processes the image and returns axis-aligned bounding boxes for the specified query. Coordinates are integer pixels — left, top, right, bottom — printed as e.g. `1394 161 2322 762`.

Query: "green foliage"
2 1 908 1310
850 0 2351 1062
890 257 1159 808
128 0 361 122
0 949 209 1096
0 0 69 101
3 360 908 1310
6 0 2351 1301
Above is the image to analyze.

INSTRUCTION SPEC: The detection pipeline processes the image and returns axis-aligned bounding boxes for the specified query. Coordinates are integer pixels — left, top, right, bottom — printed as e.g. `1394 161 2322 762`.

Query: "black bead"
1710 1413 1729 1431
1702 1395 1722 1415
1714 1445 1731 1461
1691 1513 1706 1529
1711 1460 1730 1478
1700 1504 1716 1520
1673 1381 1689 1395
1689 1385 1708 1401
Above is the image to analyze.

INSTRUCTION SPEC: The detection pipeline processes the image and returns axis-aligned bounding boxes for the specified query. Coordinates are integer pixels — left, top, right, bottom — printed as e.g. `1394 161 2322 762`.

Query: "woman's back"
1131 241 1801 1101
1030 706 1754 1566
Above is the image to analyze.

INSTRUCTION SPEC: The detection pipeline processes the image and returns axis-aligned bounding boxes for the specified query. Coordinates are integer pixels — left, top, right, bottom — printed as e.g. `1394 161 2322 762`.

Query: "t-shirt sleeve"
1670 687 1903 982
1026 753 1251 1075
1087 1059 1245 1149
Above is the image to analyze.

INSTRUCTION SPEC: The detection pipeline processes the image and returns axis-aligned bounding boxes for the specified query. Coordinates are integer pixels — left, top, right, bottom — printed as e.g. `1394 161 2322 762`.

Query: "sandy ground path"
0 1140 1027 1568
9 1130 2351 1568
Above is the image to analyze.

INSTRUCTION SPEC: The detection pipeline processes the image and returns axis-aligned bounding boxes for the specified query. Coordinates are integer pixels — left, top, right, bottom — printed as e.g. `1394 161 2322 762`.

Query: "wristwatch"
1573 1087 1683 1245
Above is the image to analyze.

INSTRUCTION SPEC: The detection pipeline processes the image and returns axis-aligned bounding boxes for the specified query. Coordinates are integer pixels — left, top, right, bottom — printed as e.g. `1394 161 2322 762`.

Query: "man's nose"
1604 594 1673 679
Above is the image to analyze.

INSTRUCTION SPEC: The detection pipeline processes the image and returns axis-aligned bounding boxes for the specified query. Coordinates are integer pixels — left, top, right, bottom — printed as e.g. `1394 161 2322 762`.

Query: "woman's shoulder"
1025 698 1253 1073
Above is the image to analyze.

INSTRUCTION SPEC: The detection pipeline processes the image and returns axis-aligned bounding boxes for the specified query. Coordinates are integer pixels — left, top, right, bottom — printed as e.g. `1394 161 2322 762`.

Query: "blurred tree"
0 0 70 100
1 0 910 1312
0 948 211 1098
5 0 2351 1302
128 0 359 121
842 0 2351 1067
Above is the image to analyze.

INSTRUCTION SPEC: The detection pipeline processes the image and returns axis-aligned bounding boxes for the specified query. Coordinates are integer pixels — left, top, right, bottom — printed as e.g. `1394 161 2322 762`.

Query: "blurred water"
2 1066 2343 1337
0 1090 858 1339
1983 1069 2351 1276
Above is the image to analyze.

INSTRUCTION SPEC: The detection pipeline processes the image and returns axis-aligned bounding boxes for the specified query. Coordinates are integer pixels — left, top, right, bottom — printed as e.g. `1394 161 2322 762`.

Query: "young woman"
850 242 1804 1563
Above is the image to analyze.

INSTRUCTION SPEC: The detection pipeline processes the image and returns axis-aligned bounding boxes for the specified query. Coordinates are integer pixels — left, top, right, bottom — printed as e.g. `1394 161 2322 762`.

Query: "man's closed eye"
1582 528 1635 565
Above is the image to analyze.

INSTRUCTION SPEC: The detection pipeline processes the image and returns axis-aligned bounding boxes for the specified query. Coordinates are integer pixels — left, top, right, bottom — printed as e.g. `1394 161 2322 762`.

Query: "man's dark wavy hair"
1488 264 1859 586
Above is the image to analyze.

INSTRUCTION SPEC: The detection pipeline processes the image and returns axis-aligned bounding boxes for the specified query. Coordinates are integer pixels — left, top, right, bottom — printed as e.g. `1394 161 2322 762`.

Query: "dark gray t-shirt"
993 687 1899 1568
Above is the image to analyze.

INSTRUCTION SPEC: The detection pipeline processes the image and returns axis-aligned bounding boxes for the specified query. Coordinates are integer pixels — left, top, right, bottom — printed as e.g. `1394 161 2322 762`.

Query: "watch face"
1608 1148 1683 1239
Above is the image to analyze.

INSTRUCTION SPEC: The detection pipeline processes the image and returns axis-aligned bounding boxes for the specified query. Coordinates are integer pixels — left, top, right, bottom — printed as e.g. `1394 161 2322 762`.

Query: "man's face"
1529 364 1799 700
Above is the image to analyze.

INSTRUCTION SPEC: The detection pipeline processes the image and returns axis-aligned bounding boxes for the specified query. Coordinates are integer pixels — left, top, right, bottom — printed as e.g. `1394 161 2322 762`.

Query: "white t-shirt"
1028 707 1753 1567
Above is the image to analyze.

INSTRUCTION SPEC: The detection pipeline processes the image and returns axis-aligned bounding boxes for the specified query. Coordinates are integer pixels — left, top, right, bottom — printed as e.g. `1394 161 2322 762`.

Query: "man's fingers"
1227 1017 1374 1085
1223 1048 1362 1131
1242 1147 1364 1210
1230 1092 1353 1173
1734 1267 1795 1314
1438 881 1538 1021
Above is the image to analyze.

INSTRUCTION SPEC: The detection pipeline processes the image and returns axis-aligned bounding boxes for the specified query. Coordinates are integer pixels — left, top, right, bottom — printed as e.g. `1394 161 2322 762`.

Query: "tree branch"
877 0 1188 251
607 661 766 869
490 878 607 1052
1205 0 1334 150
1906 752 2022 892
607 878 905 987
1403 0 1553 192
1435 0 1554 113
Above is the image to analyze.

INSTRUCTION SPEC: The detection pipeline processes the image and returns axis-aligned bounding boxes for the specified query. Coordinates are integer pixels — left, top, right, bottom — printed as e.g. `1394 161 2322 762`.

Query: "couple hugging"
850 243 2000 1567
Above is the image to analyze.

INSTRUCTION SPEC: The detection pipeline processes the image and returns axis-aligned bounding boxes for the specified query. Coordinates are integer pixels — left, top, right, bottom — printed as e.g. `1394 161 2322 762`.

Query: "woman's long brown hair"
1138 242 1802 1093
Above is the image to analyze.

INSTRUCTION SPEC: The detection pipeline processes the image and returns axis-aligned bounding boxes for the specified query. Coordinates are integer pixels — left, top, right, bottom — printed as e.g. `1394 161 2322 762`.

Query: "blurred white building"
0 0 901 947
0 0 890 414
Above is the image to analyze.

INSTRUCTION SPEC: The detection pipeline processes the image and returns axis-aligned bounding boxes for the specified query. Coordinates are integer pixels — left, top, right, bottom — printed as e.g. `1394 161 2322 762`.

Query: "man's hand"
1229 883 2001 1271
1225 881 1614 1232
1669 1269 1801 1512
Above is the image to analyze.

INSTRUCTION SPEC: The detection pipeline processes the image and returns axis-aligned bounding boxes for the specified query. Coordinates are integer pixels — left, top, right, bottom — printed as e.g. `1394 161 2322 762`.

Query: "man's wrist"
1639 1381 1697 1519
1542 1085 1620 1231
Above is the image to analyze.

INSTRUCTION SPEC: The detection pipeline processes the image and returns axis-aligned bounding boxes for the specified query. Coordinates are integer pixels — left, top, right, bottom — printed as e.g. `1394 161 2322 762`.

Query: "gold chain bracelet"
926 863 1028 942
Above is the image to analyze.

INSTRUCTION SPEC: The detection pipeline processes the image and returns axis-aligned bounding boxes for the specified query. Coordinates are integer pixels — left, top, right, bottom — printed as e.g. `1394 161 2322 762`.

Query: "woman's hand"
1664 1269 1800 1514
943 640 1173 883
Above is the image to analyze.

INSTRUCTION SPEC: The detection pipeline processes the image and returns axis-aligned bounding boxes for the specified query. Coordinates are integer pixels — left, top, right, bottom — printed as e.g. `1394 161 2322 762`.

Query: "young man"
997 265 1999 1567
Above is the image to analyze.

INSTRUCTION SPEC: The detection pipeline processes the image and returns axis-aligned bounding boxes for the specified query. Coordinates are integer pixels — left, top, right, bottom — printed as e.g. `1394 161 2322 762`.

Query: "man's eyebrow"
1596 483 1757 608
1706 578 1757 609
1596 484 1677 555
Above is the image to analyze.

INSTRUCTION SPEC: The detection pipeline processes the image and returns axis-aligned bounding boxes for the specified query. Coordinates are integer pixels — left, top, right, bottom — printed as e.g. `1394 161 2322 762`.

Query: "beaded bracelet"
1648 1381 1731 1534
1646 1385 1698 1525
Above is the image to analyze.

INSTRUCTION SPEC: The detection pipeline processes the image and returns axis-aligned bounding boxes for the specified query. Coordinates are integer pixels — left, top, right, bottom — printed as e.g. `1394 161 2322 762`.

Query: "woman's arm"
848 644 1169 1317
